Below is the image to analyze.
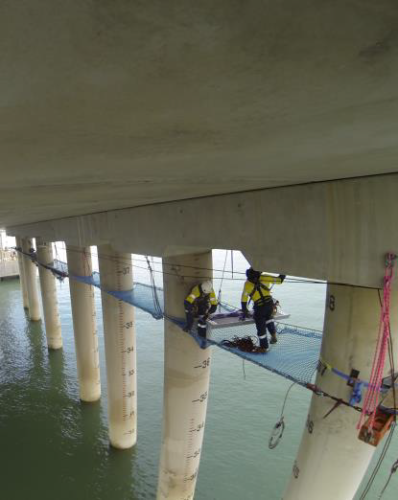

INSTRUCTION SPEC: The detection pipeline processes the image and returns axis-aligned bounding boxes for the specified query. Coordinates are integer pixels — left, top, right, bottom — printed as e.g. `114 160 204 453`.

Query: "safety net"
207 322 321 386
53 260 237 320
23 254 323 387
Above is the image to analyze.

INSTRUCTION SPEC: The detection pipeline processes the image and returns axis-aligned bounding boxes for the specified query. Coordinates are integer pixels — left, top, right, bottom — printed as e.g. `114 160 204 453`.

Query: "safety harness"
249 280 272 308
189 284 211 316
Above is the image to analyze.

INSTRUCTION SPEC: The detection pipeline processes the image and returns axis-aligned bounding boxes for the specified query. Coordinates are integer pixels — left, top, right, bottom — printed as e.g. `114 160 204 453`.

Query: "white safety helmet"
201 280 213 294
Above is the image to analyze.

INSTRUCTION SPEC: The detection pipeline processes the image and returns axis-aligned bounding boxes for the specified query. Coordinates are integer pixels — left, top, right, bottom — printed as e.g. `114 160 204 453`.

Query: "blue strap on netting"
325 364 388 392
349 381 364 406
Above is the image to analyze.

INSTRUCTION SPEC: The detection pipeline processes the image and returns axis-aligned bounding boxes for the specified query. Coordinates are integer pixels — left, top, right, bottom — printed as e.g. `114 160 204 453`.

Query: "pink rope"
357 253 396 430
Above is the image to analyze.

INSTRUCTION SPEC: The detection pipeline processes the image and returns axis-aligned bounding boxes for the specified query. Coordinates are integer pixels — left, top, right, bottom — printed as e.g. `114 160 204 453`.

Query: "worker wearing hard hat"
183 280 218 338
241 268 286 353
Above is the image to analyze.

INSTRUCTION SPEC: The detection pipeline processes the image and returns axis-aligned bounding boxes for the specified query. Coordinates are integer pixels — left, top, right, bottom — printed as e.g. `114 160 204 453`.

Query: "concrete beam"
1 1 398 228
7 174 398 288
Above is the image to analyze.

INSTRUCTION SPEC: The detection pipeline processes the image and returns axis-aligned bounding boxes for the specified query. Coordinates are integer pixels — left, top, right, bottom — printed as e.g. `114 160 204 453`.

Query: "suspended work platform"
208 311 290 329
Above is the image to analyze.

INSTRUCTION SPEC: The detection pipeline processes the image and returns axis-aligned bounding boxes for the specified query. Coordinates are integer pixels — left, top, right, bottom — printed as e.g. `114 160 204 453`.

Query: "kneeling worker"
241 268 286 352
184 280 218 338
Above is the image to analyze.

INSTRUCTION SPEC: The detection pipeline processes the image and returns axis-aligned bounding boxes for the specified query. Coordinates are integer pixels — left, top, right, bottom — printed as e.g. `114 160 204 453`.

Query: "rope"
145 256 163 319
374 290 398 499
221 335 259 353
357 253 397 430
354 259 398 499
378 457 398 499
358 422 396 499
217 250 229 311
268 381 296 449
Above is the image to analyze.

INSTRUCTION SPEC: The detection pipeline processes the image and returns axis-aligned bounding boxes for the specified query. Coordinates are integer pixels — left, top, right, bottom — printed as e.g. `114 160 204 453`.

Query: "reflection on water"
0 256 396 500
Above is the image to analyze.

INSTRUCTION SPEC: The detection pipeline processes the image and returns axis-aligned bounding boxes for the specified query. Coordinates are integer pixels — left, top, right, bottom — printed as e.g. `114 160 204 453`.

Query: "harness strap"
190 285 211 314
250 280 271 306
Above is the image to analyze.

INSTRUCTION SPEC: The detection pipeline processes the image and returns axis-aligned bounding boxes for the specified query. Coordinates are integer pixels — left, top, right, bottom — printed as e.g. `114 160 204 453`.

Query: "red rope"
357 253 396 430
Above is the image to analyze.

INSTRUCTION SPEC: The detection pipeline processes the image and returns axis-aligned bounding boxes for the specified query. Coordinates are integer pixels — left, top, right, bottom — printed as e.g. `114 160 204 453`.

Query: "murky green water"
0 252 396 499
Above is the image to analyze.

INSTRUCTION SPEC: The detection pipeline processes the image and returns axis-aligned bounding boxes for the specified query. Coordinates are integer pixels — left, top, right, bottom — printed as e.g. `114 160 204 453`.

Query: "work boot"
270 333 277 344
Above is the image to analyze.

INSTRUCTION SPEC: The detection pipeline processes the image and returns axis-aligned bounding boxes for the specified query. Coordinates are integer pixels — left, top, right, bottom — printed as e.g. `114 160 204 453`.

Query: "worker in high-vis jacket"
241 268 286 352
183 280 218 338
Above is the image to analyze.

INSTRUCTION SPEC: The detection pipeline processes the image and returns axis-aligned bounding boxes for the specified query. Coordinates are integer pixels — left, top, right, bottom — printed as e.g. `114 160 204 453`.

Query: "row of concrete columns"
16 237 212 498
14 236 394 500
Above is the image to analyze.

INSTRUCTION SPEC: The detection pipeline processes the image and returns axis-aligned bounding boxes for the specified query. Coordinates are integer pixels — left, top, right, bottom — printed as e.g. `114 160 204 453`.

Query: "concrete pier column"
157 251 213 500
66 245 101 402
36 239 63 350
98 245 136 449
283 284 398 500
21 237 41 321
15 236 29 310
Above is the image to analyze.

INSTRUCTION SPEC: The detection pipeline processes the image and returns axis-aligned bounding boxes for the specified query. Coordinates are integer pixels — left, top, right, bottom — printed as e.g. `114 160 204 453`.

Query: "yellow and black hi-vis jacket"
184 284 218 331
241 274 284 309
185 285 218 314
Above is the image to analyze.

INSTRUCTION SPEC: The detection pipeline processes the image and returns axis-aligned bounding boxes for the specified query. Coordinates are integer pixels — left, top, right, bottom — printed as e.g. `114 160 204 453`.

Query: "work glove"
279 274 286 283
